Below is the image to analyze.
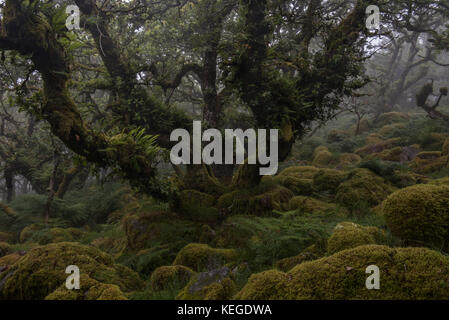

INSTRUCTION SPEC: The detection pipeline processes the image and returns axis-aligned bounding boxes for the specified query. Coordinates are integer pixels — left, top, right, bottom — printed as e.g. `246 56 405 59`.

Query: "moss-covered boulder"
338 153 362 168
313 169 347 193
372 147 403 162
173 244 237 272
45 274 128 300
24 227 85 245
356 138 401 157
176 266 236 300
234 269 289 300
237 245 449 300
0 252 23 268
409 152 448 174
149 265 194 292
335 169 396 208
275 241 327 272
277 166 320 180
0 242 144 300
383 184 449 249
326 222 385 255
376 112 409 127
312 148 334 167
274 176 313 196
289 196 338 214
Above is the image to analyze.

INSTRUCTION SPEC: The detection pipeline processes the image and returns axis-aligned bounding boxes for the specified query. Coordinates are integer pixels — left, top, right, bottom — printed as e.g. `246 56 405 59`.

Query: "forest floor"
2 109 449 300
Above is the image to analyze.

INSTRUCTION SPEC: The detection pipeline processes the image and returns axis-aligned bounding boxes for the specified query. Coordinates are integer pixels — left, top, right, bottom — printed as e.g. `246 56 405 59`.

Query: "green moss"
0 242 11 258
0 252 23 267
217 186 293 216
312 150 333 167
45 274 128 300
149 265 194 291
177 190 219 222
327 130 349 143
91 236 127 258
289 196 338 214
176 267 236 300
409 155 448 174
173 244 237 272
277 166 320 180
19 224 44 243
428 178 449 186
234 270 289 300
373 147 403 162
338 153 362 168
383 184 449 249
274 175 313 196
237 245 449 300
326 222 385 255
356 138 401 157
313 169 347 193
335 168 396 208
0 232 11 243
275 241 327 272
376 112 409 127
0 242 144 299
377 123 406 137
442 138 449 156
121 209 201 255
178 190 216 210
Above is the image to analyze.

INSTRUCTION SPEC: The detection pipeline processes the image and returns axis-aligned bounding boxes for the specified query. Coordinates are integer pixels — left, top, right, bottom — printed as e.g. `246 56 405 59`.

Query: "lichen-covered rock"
326 222 385 254
0 242 144 300
289 196 338 214
335 168 396 208
173 244 237 272
149 265 194 291
176 266 236 300
45 274 127 300
383 184 449 249
275 241 327 272
237 245 449 300
312 169 347 194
